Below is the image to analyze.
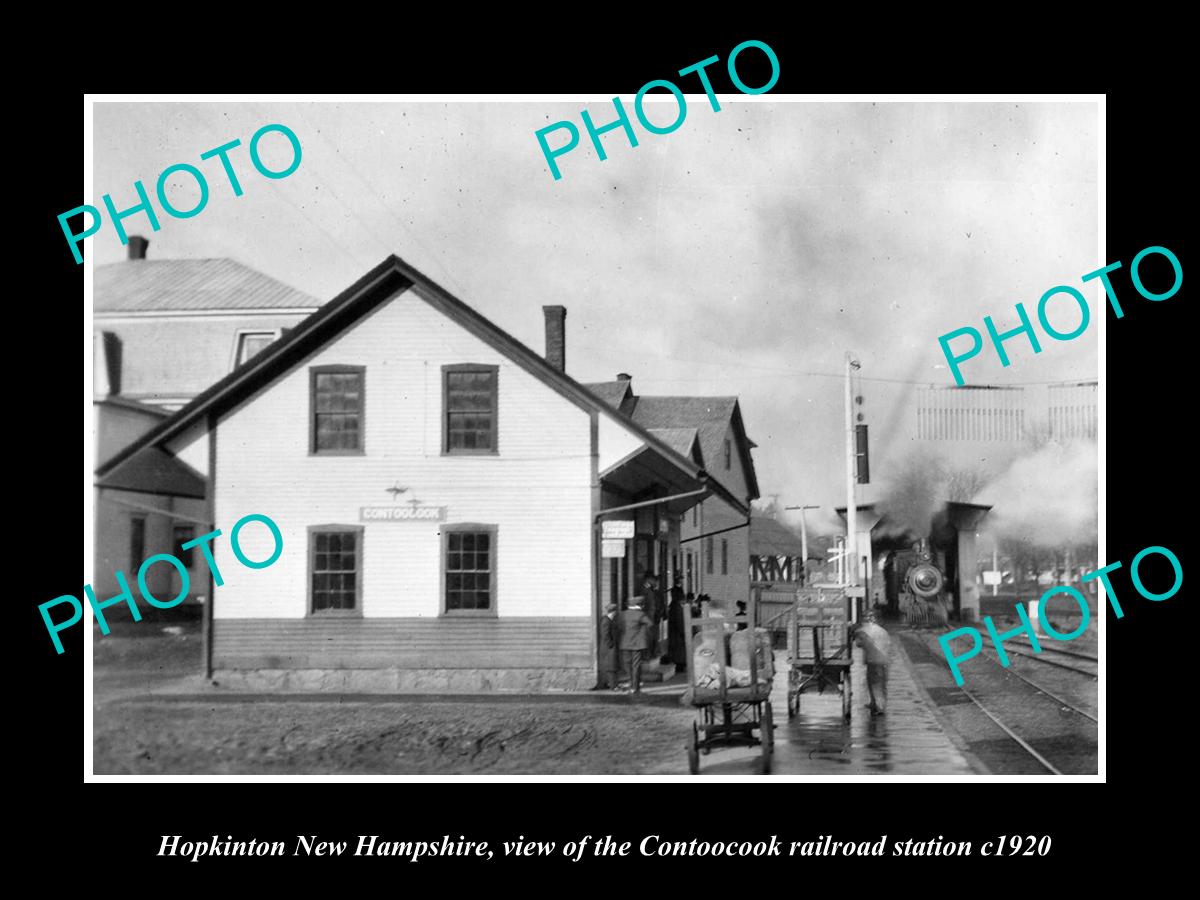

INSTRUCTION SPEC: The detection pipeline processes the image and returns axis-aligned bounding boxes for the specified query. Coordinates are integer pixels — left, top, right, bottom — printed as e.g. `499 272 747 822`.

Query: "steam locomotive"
898 540 950 626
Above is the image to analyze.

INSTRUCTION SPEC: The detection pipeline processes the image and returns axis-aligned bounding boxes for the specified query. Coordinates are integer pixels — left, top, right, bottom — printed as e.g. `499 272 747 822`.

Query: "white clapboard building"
98 256 748 691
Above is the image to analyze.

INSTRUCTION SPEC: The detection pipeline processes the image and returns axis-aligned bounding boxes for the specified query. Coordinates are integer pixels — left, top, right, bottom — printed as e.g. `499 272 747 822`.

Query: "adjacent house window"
692 505 698 527
721 538 729 575
724 438 732 470
234 330 277 367
705 536 714 575
443 525 496 614
174 525 196 568
129 516 146 573
309 527 362 614
311 366 365 454
443 365 498 454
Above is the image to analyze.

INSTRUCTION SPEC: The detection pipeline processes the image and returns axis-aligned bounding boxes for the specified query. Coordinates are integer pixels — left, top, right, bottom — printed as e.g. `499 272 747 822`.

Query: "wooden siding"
210 283 595 623
680 493 750 609
213 617 593 669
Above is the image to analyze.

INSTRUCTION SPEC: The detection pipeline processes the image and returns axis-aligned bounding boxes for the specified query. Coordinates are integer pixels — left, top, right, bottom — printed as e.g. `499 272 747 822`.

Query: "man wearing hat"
592 602 620 690
619 596 653 694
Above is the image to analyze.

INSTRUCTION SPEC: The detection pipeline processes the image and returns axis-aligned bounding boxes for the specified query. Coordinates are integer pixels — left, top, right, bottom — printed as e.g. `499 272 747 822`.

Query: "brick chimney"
128 236 149 260
543 305 566 372
96 331 123 396
616 373 632 382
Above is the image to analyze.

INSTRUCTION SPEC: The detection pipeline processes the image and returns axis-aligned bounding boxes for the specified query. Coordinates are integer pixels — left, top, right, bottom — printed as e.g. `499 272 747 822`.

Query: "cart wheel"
842 673 852 722
688 721 700 775
760 706 774 774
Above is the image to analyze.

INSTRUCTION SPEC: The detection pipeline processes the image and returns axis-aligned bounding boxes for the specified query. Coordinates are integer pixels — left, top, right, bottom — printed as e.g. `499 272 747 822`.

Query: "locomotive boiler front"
898 540 950 625
906 560 945 599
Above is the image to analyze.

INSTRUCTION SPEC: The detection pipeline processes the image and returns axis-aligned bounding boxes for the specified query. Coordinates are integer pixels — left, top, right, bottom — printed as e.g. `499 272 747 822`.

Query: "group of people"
595 573 894 713
594 572 694 694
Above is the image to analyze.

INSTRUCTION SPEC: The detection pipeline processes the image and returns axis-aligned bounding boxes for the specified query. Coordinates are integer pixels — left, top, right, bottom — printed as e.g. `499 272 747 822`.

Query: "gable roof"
647 427 702 465
96 258 321 313
583 379 634 413
96 446 206 499
93 255 749 517
586 392 760 502
750 516 804 557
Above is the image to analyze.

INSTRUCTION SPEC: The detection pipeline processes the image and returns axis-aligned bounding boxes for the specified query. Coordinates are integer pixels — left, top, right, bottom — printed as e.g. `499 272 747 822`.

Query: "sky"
92 99 1099 535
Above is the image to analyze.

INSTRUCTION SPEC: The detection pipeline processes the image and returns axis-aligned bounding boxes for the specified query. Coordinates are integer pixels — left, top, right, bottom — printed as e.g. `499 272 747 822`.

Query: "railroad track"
1010 637 1097 663
977 648 1097 723
996 644 1098 679
914 631 1097 775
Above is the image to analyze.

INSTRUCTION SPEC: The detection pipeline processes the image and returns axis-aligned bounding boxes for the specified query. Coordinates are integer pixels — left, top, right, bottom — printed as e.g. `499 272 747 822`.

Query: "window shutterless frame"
440 522 498 616
441 364 499 455
229 328 281 371
307 524 364 617
309 365 366 456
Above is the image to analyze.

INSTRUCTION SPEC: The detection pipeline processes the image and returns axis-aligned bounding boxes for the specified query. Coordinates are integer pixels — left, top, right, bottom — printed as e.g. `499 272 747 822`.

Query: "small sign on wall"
361 506 447 522
601 519 635 540
601 539 626 558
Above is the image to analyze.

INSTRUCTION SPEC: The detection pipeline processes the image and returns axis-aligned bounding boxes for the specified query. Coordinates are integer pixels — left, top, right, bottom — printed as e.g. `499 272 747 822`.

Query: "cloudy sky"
92 99 1099 530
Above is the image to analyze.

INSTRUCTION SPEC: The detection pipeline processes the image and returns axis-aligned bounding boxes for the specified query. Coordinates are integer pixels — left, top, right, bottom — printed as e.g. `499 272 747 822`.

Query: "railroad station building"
583 379 760 612
97 255 750 691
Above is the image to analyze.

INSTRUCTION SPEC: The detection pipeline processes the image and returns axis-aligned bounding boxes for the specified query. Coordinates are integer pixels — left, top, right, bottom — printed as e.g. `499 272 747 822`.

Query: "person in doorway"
851 613 892 715
665 575 687 667
593 603 620 690
619 597 653 694
641 572 662 656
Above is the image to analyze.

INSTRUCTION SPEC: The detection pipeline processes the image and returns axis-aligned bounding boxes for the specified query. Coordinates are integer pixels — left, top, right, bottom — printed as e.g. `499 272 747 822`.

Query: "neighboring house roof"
586 388 761 502
93 395 171 417
96 446 206 499
750 516 804 557
96 258 321 313
584 379 634 413
94 255 749 517
647 427 702 464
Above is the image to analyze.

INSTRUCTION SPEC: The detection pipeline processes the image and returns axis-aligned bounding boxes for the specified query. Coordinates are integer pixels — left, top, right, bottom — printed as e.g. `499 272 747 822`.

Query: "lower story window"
310 528 362 613
444 527 495 613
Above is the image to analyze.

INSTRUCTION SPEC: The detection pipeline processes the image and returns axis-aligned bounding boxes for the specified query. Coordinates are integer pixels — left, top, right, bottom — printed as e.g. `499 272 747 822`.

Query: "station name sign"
360 506 447 522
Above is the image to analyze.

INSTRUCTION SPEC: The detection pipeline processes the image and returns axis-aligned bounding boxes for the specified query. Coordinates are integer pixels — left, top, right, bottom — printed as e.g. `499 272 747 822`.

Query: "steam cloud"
976 440 1097 546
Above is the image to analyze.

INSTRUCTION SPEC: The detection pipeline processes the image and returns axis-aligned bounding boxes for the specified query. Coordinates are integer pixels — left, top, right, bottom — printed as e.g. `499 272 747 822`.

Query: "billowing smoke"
869 440 1097 550
976 440 1097 546
874 455 946 539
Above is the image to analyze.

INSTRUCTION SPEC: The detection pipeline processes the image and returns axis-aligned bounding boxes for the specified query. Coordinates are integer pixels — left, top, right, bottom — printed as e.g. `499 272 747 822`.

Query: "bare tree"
942 464 990 502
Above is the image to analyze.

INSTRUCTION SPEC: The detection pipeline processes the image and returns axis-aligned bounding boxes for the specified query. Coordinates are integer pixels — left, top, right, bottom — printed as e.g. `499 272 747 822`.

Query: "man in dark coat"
593 603 620 690
665 575 687 667
619 597 653 694
641 572 662 656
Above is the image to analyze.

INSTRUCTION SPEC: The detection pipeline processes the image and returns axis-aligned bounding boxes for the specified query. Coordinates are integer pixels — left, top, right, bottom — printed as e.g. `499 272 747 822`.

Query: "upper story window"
724 438 732 470
311 365 365 454
234 330 278 367
443 365 498 454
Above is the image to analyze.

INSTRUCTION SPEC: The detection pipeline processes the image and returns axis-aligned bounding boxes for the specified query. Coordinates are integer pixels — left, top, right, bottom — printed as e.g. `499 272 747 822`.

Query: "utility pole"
785 504 820 585
992 537 999 597
844 352 860 591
